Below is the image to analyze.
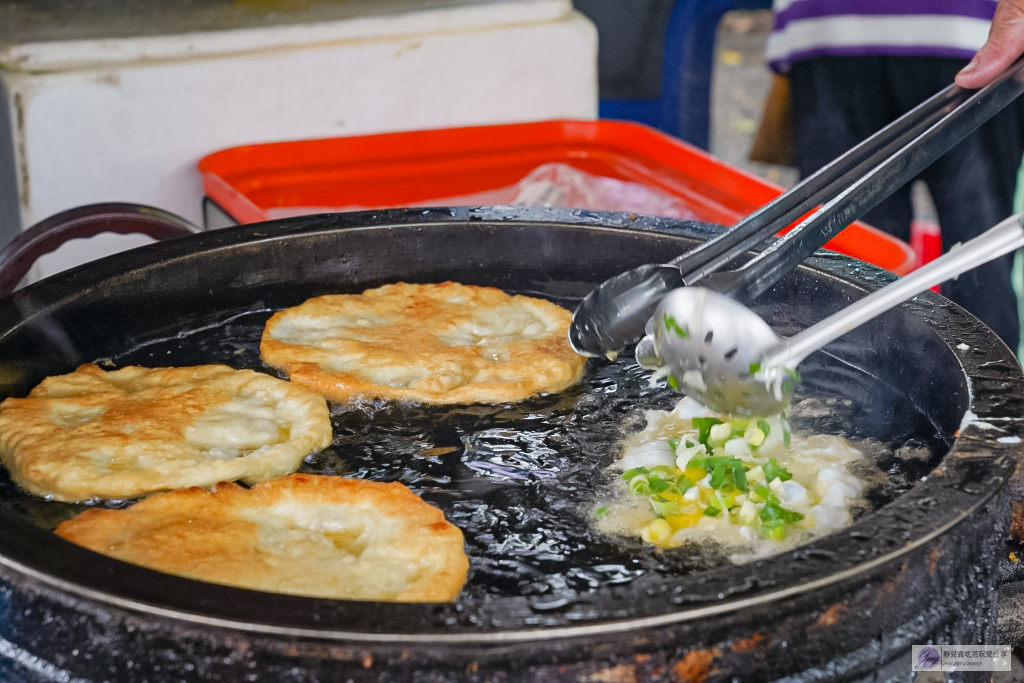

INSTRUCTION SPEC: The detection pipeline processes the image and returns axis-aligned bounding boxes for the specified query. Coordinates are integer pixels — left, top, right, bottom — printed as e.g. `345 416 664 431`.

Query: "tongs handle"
674 82 964 282
712 55 1024 304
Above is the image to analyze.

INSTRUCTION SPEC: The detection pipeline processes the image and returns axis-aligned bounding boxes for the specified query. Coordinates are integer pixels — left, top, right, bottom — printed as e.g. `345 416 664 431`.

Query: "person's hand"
957 0 1024 88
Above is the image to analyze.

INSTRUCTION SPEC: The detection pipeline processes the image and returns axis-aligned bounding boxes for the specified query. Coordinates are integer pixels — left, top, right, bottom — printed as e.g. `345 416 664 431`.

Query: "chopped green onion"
692 417 723 446
708 462 727 489
743 427 766 447
783 428 791 446
622 467 648 481
756 489 804 540
784 368 802 382
594 506 609 517
757 419 771 436
760 520 787 540
708 422 733 445
650 497 681 517
732 464 749 492
668 437 680 451
663 314 690 339
687 455 721 470
630 476 651 495
691 455 748 493
737 500 757 524
763 458 793 483
675 476 694 494
703 505 720 517
648 478 670 494
748 361 761 373
759 499 805 526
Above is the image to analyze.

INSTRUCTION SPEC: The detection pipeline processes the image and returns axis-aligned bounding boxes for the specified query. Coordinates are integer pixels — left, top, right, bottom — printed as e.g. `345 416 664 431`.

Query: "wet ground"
711 10 798 189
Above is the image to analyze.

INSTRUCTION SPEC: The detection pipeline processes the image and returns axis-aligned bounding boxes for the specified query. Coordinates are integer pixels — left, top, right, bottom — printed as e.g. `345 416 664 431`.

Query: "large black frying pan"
0 205 1018 682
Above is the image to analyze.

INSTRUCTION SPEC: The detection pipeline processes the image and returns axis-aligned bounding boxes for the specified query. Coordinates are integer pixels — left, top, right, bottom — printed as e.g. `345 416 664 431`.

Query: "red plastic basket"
199 119 916 275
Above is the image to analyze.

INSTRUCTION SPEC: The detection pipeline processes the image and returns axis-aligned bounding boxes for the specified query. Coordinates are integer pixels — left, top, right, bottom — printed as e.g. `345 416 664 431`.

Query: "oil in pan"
0 292 949 612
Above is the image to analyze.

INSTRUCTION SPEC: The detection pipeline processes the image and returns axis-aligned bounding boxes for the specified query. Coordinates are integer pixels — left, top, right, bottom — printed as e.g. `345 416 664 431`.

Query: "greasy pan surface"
0 206 1017 641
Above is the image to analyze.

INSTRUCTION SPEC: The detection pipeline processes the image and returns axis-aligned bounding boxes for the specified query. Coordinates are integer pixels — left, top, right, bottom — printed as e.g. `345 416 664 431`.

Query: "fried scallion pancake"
0 364 332 502
260 282 586 404
56 474 469 602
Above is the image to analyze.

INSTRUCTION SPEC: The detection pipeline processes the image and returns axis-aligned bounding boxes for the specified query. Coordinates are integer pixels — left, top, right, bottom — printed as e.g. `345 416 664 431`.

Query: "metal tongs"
568 56 1024 359
641 211 1024 415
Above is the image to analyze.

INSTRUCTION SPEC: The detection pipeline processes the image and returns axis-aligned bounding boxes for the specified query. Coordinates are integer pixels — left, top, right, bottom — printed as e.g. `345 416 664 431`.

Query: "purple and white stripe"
767 0 996 72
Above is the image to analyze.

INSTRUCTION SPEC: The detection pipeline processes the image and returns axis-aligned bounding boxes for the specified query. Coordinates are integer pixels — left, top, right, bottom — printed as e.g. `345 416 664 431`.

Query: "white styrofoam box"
0 0 597 281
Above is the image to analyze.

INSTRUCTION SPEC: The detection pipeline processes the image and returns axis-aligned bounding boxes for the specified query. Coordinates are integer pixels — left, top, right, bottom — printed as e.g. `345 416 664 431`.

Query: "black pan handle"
0 203 200 298
710 54 1024 304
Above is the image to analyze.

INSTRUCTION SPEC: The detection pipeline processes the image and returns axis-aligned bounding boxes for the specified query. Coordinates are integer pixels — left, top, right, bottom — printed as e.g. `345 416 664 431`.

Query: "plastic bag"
265 163 702 220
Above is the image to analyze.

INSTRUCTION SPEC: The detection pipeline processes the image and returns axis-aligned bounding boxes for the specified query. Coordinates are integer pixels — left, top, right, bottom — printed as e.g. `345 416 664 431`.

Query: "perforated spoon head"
637 287 792 415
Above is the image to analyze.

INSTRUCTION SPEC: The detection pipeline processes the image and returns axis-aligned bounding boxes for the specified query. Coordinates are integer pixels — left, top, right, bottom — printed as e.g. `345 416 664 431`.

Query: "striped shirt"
766 0 996 72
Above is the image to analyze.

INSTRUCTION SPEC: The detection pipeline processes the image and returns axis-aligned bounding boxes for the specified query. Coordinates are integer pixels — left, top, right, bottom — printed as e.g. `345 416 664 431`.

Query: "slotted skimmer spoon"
635 211 1024 416
569 56 1024 359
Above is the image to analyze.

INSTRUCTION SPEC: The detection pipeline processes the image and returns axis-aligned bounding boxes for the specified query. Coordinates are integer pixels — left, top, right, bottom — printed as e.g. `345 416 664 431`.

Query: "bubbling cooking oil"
595 397 882 563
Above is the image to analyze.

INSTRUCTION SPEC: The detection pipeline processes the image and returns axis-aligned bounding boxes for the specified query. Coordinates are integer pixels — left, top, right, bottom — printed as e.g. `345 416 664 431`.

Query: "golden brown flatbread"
0 364 332 502
260 282 586 404
56 474 469 602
